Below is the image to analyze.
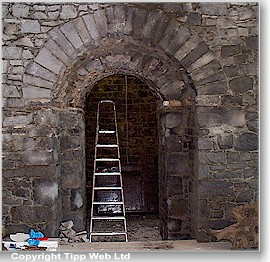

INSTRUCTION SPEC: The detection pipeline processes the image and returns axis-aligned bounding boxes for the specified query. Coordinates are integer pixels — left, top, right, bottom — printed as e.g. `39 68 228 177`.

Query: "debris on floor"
59 220 88 243
126 213 161 241
2 229 58 251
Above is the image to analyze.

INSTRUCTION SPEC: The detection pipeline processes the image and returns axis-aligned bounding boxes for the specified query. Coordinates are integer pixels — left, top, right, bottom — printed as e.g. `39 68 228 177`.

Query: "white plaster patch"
39 182 58 201
74 192 83 208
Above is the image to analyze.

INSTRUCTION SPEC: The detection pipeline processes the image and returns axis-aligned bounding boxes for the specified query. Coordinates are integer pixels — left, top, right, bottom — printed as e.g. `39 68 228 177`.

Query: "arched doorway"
85 74 161 240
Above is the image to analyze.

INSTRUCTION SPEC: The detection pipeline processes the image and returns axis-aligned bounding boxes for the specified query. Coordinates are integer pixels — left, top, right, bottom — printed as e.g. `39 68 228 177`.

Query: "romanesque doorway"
85 74 161 240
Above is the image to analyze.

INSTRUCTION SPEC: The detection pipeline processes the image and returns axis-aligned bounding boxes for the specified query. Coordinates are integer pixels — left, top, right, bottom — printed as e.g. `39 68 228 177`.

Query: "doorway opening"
85 74 161 241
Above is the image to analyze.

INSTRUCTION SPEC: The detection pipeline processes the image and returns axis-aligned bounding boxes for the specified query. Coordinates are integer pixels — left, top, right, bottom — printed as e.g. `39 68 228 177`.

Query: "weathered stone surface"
246 36 258 50
82 14 100 41
73 17 91 44
236 189 254 203
3 114 33 127
12 4 29 18
60 5 77 19
6 98 24 108
49 29 75 57
221 45 241 58
61 162 83 188
197 81 228 95
199 180 233 197
21 20 40 33
218 133 233 149
235 132 258 151
23 86 51 99
200 3 227 15
229 76 253 93
44 39 70 66
166 113 181 128
167 176 182 196
21 150 55 165
2 46 22 59
60 136 81 149
93 8 108 38
35 48 64 75
60 22 83 49
23 75 54 89
26 62 58 82
186 12 201 25
198 137 213 150
11 206 55 224
2 84 20 98
181 42 209 68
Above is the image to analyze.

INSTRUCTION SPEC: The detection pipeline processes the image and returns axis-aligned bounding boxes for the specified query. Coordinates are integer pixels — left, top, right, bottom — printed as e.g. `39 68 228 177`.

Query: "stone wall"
2 2 258 239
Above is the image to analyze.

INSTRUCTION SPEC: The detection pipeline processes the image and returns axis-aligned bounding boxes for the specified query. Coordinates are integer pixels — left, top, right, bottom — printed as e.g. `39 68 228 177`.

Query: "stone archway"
3 3 234 239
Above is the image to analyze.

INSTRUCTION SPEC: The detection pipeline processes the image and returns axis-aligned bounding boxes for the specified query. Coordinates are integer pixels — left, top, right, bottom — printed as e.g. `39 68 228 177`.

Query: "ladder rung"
92 216 126 220
92 202 123 205
96 144 118 148
95 158 120 162
98 131 115 134
94 172 121 176
90 232 127 236
93 187 122 190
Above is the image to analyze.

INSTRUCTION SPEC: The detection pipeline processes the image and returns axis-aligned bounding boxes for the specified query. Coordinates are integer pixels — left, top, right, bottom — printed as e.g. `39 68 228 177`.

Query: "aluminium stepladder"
89 100 128 242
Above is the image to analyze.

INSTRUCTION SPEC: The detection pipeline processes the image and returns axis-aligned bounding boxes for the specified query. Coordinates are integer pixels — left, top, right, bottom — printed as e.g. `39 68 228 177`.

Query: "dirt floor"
59 239 232 252
60 213 232 251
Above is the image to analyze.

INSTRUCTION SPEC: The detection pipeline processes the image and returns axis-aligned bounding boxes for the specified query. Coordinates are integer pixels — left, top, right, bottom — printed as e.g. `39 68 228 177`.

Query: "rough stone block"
235 132 258 151
167 153 192 175
60 5 78 19
23 75 54 89
61 161 83 188
60 136 81 150
229 76 253 93
11 206 55 224
2 46 22 59
49 29 75 57
3 114 33 127
73 17 91 44
217 133 233 149
12 4 29 18
200 3 227 15
26 62 58 82
93 8 108 38
35 48 64 75
167 176 182 197
199 180 233 197
188 52 215 72
222 94 243 107
34 110 57 126
44 39 70 66
168 197 188 217
23 86 51 99
21 20 40 33
166 113 182 128
60 22 83 49
198 137 213 150
246 36 258 50
166 135 182 152
82 14 100 42
2 84 20 98
236 189 254 203
21 150 54 165
221 45 241 58
186 12 201 25
13 36 34 47
175 36 201 62
181 42 209 68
